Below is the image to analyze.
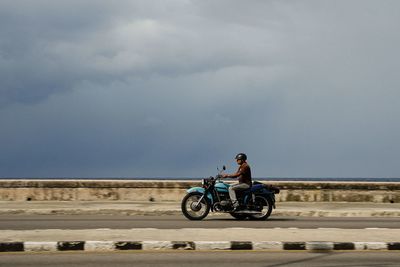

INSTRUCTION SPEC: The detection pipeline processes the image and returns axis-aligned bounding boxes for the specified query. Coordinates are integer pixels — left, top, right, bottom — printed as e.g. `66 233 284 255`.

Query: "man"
222 153 252 210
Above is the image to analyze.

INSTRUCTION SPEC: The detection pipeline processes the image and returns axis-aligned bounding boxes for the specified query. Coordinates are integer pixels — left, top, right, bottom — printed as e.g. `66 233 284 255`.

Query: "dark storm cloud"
1 0 400 177
0 1 108 106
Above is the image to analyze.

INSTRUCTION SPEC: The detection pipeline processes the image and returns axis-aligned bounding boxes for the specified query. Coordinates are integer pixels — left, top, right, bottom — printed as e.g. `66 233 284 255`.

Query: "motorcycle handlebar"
205 174 223 183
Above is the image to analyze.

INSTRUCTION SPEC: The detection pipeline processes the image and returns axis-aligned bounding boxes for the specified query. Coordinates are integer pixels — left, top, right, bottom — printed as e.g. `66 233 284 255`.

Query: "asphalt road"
1 252 399 267
1 215 400 230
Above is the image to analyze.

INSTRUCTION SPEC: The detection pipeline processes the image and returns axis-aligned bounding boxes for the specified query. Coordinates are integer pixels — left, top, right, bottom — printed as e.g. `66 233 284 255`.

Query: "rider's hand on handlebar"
222 174 229 178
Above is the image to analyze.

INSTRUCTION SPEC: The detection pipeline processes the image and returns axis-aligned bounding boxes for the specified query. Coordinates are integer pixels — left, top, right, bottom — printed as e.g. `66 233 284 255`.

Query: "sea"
2 177 400 182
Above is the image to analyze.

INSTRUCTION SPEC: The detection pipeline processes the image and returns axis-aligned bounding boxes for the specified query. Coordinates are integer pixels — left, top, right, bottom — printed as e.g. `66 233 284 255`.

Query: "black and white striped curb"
1 241 400 252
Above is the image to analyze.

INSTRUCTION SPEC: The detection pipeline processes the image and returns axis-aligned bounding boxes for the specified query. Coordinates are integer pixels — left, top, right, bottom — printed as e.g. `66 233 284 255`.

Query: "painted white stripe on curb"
253 241 283 250
143 241 172 250
366 242 388 250
354 242 367 250
85 241 115 251
195 241 231 250
354 242 388 250
24 242 57 252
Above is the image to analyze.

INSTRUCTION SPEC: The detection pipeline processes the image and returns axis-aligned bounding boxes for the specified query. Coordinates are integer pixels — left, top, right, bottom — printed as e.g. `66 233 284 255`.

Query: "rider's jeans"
229 183 250 206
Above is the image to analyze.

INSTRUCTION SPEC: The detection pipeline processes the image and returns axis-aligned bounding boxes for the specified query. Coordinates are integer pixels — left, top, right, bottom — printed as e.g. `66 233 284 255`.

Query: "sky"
1 0 399 178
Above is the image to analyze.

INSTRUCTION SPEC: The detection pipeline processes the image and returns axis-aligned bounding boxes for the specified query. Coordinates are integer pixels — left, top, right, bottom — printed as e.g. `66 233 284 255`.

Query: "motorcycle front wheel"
181 192 210 220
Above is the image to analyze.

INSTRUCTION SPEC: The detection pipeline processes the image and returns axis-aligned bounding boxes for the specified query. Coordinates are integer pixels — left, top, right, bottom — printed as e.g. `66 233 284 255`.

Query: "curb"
2 209 400 217
1 241 400 252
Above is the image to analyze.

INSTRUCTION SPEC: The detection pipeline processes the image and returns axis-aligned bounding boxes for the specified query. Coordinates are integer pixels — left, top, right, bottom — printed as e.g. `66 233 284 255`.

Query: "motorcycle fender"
272 194 276 209
266 194 276 209
186 187 213 203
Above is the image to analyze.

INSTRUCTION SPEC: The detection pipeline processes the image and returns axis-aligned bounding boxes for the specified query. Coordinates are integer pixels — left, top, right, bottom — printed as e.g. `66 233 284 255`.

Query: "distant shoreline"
1 177 400 182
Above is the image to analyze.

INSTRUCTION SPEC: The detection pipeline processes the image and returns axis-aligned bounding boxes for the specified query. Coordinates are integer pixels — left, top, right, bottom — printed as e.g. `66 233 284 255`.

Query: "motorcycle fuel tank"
215 182 229 193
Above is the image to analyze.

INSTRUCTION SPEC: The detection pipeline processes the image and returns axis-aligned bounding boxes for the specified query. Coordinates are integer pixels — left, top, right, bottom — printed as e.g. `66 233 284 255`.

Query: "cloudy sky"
1 0 399 178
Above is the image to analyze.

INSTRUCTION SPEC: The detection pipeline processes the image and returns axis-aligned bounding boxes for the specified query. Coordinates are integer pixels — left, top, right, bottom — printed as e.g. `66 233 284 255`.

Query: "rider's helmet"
235 153 247 161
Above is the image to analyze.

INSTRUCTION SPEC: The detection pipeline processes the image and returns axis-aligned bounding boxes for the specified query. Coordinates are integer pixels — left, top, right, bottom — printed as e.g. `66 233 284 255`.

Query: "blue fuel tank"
215 181 230 193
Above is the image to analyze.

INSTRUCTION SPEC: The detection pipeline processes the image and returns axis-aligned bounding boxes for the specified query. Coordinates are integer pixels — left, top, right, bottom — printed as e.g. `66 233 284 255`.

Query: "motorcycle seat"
241 184 264 194
250 184 264 192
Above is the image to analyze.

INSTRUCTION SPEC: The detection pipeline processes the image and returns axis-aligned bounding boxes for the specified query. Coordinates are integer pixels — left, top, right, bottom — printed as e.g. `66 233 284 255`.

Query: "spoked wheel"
248 196 273 220
181 192 210 220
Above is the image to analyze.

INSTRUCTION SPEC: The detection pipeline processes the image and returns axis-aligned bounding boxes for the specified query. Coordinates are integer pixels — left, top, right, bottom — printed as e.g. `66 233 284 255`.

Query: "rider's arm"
223 167 244 178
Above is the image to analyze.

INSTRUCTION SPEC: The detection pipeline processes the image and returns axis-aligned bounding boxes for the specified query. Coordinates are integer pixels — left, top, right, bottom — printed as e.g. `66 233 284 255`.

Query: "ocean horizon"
1 177 400 182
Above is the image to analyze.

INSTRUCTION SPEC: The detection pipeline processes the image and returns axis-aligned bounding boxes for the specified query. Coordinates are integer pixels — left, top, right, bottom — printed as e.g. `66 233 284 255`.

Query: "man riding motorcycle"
222 153 252 211
181 152 278 220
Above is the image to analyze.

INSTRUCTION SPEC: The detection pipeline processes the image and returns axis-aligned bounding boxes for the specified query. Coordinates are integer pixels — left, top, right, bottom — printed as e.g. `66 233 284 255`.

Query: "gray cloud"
1 0 400 177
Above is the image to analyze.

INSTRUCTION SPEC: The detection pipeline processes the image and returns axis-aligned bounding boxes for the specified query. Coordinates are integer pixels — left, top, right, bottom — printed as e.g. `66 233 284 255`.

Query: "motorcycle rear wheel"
181 192 210 220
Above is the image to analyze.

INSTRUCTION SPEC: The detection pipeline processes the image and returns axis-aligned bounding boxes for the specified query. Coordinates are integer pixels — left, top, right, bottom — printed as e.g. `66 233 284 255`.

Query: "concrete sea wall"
0 180 399 203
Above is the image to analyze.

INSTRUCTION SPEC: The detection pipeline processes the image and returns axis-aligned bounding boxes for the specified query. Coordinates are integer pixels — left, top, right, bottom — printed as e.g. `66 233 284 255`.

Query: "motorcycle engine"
213 200 232 212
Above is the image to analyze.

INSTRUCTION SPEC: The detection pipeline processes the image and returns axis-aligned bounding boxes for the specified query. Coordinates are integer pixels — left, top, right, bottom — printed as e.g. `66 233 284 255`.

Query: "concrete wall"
0 180 399 203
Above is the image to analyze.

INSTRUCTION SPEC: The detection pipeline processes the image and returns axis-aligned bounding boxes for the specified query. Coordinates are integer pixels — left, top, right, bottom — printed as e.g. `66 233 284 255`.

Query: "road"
1 215 400 230
1 252 399 267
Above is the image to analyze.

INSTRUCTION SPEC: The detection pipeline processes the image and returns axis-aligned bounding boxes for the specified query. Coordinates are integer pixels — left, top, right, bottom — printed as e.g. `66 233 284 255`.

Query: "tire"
248 195 273 221
181 192 210 220
229 213 248 220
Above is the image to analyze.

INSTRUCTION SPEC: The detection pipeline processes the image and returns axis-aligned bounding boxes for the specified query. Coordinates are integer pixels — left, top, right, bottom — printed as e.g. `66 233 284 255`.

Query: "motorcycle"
181 166 279 220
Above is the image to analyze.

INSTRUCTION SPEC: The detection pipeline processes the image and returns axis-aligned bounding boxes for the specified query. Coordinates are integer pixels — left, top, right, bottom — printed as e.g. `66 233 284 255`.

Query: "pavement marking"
24 242 57 252
85 241 115 251
2 241 400 253
12 227 400 231
354 242 388 251
253 241 283 250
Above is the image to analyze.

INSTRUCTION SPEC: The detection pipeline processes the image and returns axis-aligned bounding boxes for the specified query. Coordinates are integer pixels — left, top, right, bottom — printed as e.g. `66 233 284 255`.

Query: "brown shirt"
235 162 252 185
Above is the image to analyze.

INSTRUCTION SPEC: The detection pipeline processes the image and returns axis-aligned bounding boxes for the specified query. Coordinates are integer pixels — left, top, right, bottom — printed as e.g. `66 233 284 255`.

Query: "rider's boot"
232 201 240 211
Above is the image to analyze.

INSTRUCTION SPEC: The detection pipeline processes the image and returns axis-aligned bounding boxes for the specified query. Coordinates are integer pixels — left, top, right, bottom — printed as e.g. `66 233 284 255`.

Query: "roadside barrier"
1 179 400 202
